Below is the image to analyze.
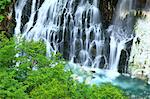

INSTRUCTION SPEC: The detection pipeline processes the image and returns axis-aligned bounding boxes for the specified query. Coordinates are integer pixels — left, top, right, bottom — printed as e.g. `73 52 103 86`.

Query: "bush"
0 68 28 98
0 33 16 67
90 84 127 99
0 36 127 98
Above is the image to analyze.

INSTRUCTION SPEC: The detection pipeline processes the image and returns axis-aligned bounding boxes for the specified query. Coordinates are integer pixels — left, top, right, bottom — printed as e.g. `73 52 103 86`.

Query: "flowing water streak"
108 0 134 71
109 36 133 71
22 0 37 38
15 0 27 37
25 0 58 41
15 0 66 56
68 0 105 68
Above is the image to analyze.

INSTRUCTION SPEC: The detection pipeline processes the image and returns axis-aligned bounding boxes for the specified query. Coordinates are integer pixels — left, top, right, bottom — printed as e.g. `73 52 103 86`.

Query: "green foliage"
90 84 127 99
0 15 5 22
0 36 127 99
27 66 72 98
0 0 11 11
0 0 11 22
0 68 28 98
0 33 16 67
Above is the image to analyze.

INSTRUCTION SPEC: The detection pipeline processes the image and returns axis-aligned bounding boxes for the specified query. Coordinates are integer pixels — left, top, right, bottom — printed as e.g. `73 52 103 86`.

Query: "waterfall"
108 0 135 72
69 1 104 68
15 0 28 36
14 0 135 74
14 0 107 69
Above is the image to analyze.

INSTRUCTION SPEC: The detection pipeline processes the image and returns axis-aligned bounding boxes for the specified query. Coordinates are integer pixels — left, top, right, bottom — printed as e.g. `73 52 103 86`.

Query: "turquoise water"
114 76 150 98
66 62 150 98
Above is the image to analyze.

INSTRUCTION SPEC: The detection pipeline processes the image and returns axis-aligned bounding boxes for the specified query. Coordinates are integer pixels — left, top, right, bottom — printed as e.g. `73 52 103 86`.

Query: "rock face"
0 0 16 38
129 11 150 83
100 0 118 28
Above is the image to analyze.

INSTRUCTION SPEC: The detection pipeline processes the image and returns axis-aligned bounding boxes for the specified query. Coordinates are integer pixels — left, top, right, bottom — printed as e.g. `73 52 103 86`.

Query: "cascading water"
108 0 135 72
15 0 135 76
15 0 107 69
69 1 105 68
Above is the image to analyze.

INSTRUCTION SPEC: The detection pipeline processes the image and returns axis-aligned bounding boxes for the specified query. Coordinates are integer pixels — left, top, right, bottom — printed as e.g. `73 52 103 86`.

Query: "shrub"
90 84 127 99
0 68 28 98
0 36 127 98
0 33 16 67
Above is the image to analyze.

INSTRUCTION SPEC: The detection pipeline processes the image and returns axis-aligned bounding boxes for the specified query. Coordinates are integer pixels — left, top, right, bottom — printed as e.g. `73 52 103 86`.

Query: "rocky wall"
129 12 150 83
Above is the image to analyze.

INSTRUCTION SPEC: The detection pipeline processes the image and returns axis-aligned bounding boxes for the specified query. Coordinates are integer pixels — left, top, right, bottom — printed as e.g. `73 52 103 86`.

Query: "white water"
15 0 106 68
15 0 28 36
108 0 134 72
68 1 104 68
14 0 135 77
